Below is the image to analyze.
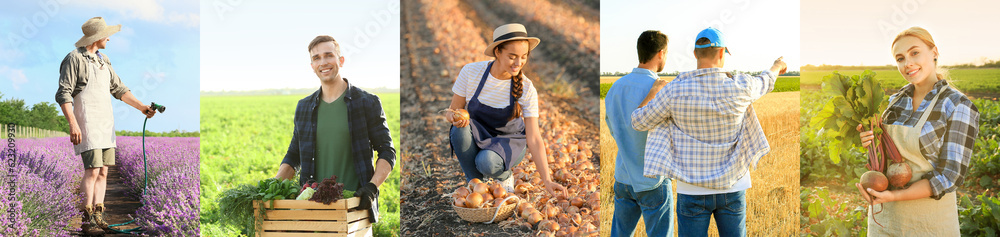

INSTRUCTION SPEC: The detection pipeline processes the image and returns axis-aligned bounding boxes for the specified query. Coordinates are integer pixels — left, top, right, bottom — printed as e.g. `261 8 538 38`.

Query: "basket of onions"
447 178 519 223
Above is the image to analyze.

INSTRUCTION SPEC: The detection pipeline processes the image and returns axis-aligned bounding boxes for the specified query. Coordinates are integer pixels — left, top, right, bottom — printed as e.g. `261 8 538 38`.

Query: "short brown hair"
637 30 668 64
694 37 722 59
308 35 341 55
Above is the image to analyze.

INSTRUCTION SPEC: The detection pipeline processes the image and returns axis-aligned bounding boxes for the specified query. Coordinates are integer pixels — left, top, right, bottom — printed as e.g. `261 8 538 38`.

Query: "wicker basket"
453 197 518 223
253 197 371 237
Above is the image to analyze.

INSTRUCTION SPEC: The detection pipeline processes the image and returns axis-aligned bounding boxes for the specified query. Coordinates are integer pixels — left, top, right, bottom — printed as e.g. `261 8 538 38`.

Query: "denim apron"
466 61 527 171
868 86 959 237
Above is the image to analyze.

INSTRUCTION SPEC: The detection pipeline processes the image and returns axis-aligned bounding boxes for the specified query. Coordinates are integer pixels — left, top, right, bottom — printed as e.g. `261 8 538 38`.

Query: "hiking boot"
81 205 105 236
93 203 110 231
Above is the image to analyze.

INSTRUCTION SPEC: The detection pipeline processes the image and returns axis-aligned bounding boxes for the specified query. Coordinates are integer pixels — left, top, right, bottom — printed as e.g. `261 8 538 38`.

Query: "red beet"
886 162 912 189
860 171 888 192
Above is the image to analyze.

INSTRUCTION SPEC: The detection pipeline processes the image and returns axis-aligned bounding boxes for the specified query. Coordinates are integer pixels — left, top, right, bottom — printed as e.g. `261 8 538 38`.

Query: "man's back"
631 68 776 189
605 68 665 191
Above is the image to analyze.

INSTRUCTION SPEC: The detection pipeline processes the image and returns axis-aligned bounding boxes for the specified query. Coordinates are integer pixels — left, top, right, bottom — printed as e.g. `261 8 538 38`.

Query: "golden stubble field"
598 82 801 236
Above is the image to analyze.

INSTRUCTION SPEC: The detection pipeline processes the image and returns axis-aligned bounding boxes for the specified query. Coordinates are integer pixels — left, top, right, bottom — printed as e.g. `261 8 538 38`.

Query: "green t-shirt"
315 93 359 191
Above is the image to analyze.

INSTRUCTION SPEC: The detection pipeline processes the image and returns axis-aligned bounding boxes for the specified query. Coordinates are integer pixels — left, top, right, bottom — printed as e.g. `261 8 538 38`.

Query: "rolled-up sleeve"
924 100 978 200
55 54 79 105
366 95 396 169
631 88 672 131
742 70 777 100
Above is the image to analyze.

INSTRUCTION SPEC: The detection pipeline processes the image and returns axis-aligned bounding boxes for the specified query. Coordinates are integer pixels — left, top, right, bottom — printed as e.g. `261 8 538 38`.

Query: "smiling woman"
854 26 979 237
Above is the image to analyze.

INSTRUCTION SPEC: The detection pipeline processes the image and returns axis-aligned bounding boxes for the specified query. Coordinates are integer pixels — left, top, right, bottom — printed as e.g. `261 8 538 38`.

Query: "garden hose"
108 102 165 234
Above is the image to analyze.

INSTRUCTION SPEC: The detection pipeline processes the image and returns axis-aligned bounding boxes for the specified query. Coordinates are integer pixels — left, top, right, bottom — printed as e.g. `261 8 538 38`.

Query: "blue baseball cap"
694 27 730 55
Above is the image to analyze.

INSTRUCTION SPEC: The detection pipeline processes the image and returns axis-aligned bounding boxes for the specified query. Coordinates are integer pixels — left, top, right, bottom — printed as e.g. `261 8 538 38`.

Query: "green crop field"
799 68 1000 235
199 93 401 237
801 68 1000 94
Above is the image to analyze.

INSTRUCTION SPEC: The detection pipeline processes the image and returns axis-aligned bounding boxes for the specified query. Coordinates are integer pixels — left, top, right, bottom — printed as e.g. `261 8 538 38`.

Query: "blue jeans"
450 125 525 182
676 191 747 237
611 181 674 237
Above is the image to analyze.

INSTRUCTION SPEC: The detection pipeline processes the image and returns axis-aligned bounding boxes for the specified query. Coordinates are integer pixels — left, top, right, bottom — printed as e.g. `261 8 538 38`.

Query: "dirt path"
71 165 142 236
400 0 600 236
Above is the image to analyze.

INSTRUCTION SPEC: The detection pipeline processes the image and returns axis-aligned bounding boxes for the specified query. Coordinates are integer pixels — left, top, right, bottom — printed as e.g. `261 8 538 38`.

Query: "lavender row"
1 138 83 236
114 136 201 236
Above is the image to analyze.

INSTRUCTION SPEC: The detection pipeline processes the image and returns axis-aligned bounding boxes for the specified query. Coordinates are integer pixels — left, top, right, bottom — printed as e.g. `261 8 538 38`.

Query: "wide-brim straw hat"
75 17 121 48
484 23 540 57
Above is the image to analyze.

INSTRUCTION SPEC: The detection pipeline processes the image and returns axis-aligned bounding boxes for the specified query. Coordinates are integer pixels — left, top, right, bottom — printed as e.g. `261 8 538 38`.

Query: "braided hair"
494 40 530 121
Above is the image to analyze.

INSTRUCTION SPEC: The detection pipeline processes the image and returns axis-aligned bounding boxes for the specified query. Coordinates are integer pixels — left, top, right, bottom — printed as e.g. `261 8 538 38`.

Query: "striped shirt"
883 79 979 200
632 68 775 189
453 61 539 117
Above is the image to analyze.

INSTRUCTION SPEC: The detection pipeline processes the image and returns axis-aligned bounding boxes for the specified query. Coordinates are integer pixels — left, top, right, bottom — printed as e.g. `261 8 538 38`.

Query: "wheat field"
599 91 801 236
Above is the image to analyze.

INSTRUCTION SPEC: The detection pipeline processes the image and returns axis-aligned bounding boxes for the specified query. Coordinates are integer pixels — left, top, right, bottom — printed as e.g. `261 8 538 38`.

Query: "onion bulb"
465 192 484 208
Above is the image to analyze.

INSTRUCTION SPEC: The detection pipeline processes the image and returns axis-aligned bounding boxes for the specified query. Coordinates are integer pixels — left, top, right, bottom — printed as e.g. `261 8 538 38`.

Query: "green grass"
600 83 612 99
200 93 400 237
774 76 800 93
599 76 800 99
801 69 1000 93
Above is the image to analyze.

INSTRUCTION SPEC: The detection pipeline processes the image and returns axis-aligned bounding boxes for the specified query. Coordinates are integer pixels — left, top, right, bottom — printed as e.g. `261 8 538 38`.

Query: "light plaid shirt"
883 80 979 200
631 68 775 189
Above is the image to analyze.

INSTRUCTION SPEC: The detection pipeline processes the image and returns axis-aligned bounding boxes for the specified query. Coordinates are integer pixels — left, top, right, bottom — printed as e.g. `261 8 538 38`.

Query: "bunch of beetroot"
857 117 912 227
304 175 347 205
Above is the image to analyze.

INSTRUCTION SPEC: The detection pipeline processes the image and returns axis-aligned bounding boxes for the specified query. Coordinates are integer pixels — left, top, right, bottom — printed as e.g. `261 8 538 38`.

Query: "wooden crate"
253 197 372 237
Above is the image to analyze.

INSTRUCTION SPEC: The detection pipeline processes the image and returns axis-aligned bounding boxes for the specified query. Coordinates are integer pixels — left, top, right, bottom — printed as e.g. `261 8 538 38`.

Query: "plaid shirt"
631 68 775 189
281 78 396 222
883 80 979 200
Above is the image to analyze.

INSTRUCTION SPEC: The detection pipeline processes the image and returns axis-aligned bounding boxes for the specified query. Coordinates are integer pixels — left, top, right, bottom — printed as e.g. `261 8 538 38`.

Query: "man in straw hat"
605 30 674 236
274 35 395 224
56 17 158 235
630 27 786 236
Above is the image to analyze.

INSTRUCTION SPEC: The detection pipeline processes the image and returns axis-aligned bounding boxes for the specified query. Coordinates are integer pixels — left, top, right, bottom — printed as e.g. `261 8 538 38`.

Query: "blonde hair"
892 26 948 80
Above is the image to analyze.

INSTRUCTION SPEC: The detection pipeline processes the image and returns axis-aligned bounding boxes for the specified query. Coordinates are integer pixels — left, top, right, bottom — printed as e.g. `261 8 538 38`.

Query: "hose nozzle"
150 102 166 113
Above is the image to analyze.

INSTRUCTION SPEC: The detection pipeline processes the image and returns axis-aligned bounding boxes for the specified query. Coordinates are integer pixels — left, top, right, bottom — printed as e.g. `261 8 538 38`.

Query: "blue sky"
601 0 800 74
0 0 200 133
200 0 401 91
802 0 1000 66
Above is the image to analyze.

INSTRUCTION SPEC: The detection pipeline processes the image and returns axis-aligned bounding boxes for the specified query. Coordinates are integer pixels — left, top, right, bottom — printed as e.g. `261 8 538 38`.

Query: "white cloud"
66 0 198 27
0 66 28 90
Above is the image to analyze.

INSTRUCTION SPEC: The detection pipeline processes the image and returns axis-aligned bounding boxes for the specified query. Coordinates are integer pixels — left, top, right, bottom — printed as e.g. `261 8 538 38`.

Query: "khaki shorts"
82 148 115 169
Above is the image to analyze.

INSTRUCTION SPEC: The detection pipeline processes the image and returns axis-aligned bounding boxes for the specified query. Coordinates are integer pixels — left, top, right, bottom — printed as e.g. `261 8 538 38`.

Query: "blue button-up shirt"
605 68 666 192
632 68 775 189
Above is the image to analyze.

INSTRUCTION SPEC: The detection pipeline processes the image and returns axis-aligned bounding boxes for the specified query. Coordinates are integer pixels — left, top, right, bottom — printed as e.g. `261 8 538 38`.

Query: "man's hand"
637 79 669 108
141 105 156 119
69 122 82 145
356 182 379 210
770 57 788 75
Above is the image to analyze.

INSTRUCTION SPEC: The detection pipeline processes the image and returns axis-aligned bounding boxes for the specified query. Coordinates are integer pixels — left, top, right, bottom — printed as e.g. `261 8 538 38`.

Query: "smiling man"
274 35 395 224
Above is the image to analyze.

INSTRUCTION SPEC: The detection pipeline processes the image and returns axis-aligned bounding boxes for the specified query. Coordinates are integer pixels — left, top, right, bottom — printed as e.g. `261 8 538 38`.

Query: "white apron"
868 86 959 237
72 52 116 155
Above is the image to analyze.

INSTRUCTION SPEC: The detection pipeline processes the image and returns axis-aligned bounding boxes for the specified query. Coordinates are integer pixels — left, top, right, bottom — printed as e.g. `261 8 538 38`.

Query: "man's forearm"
275 163 296 181
370 159 391 187
120 91 145 111
60 103 76 126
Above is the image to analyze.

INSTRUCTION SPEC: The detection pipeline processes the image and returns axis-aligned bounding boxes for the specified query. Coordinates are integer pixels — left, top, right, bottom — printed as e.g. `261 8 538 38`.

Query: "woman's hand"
445 110 469 128
857 183 895 205
857 124 875 148
544 180 567 197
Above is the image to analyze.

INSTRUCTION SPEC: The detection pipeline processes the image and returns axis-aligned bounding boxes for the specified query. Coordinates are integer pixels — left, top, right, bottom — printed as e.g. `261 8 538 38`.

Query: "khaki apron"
868 86 959 237
72 52 116 155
